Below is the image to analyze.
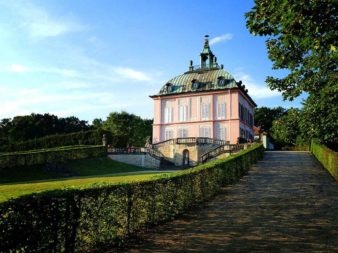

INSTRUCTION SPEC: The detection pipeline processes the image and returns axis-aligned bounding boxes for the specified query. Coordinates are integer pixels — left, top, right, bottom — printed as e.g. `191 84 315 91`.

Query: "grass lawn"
0 157 152 184
0 172 167 203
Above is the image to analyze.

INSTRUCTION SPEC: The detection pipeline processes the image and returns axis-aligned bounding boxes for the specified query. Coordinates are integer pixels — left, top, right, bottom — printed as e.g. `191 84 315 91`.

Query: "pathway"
121 151 338 252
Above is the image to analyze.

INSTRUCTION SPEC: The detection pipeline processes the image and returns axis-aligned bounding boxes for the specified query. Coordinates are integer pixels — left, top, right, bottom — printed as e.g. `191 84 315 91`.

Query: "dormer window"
191 79 199 89
217 77 226 86
165 83 172 93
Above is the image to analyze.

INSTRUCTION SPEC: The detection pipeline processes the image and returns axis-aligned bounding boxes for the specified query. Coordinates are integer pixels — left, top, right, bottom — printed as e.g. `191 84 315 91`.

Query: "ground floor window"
217 126 226 141
178 128 188 138
199 126 211 138
164 129 173 140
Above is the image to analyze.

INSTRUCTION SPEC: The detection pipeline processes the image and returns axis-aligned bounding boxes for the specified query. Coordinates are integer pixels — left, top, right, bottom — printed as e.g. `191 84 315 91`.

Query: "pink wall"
152 89 254 144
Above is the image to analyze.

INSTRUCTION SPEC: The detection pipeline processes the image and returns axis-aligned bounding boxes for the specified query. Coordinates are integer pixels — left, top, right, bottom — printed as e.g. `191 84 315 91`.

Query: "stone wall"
108 154 160 169
157 143 218 166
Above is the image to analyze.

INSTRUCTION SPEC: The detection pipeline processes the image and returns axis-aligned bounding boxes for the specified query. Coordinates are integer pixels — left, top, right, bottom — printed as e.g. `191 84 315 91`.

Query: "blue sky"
0 0 306 122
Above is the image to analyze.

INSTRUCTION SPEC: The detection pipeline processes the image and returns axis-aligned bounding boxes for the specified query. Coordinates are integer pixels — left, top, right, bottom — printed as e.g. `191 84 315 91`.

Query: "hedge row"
311 139 338 180
0 144 264 252
0 145 107 169
0 129 112 153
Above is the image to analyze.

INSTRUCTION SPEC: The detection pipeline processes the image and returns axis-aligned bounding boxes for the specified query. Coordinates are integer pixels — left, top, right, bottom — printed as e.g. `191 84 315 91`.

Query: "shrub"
311 139 338 180
0 145 107 169
0 129 113 153
0 144 263 252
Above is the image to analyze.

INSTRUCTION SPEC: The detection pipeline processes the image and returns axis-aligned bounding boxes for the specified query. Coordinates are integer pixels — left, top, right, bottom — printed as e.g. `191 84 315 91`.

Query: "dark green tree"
270 108 301 147
246 0 337 148
254 106 286 131
103 111 152 147
0 113 90 144
92 118 103 129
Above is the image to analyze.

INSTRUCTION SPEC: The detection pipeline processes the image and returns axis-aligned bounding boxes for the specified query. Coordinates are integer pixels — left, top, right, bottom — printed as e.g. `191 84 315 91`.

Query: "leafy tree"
300 85 338 150
0 113 90 144
92 118 103 129
103 111 152 147
246 0 337 148
0 118 12 146
270 108 301 147
254 106 286 131
246 0 337 99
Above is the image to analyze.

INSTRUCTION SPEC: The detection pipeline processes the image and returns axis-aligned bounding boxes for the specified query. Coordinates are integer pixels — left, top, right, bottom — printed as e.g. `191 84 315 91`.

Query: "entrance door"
182 149 189 166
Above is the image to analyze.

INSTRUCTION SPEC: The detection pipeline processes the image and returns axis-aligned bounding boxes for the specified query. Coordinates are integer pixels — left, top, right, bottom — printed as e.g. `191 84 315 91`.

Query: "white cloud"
3 1 85 38
7 64 81 78
233 72 280 99
113 67 151 82
10 64 29 73
209 34 233 45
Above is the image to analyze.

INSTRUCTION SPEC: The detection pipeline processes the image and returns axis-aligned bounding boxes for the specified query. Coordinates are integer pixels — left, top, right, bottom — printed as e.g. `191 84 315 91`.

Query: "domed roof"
157 68 239 96
150 35 256 107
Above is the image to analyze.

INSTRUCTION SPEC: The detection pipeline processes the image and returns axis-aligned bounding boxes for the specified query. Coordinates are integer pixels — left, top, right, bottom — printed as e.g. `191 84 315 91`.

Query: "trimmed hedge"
0 144 263 252
311 139 338 180
0 145 107 169
0 129 112 153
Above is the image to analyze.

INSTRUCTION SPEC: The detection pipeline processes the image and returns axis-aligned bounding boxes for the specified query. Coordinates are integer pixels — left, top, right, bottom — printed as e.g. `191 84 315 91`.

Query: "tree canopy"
270 108 302 147
103 111 152 148
246 0 337 100
0 113 90 146
254 106 286 132
246 0 337 149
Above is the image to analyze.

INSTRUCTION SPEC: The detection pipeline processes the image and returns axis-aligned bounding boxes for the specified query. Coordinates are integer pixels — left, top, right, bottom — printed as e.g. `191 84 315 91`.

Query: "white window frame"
201 103 210 120
199 126 211 138
179 105 188 122
217 102 226 120
178 128 188 138
164 107 173 123
165 129 173 140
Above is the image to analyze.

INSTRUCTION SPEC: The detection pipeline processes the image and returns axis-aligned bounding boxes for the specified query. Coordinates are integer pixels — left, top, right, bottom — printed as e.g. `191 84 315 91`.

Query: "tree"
0 113 90 144
103 111 153 147
254 106 286 131
270 108 301 147
92 118 103 129
246 0 337 99
246 0 337 148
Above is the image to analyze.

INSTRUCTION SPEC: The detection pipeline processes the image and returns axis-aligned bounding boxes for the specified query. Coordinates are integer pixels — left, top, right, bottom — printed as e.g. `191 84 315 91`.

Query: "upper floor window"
164 107 173 123
201 103 210 120
217 103 226 119
179 105 188 122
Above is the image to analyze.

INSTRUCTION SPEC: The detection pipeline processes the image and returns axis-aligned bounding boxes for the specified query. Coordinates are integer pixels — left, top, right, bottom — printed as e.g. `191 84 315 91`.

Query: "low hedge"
0 129 112 153
311 139 338 180
0 145 106 169
0 144 263 252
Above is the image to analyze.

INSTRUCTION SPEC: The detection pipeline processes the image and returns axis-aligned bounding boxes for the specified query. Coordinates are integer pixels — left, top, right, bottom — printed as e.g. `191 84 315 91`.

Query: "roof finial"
204 34 209 48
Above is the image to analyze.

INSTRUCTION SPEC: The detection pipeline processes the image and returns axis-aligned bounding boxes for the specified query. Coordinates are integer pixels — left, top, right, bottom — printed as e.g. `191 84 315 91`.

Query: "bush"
0 129 113 153
0 145 107 169
311 139 338 180
0 144 263 252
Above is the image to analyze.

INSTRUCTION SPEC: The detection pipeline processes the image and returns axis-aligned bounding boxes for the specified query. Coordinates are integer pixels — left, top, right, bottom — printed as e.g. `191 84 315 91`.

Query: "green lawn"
0 172 166 203
0 156 171 202
0 157 152 183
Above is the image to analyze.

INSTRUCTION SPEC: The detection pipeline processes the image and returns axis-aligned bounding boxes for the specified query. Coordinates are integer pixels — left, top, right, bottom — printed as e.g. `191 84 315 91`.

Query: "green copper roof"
150 35 257 107
156 68 239 96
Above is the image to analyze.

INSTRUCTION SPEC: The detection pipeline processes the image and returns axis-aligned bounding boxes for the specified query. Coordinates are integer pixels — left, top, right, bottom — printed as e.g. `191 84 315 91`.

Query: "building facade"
150 36 256 145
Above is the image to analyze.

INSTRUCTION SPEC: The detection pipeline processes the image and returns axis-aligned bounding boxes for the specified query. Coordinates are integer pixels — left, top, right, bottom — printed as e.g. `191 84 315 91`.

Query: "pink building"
150 36 256 145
